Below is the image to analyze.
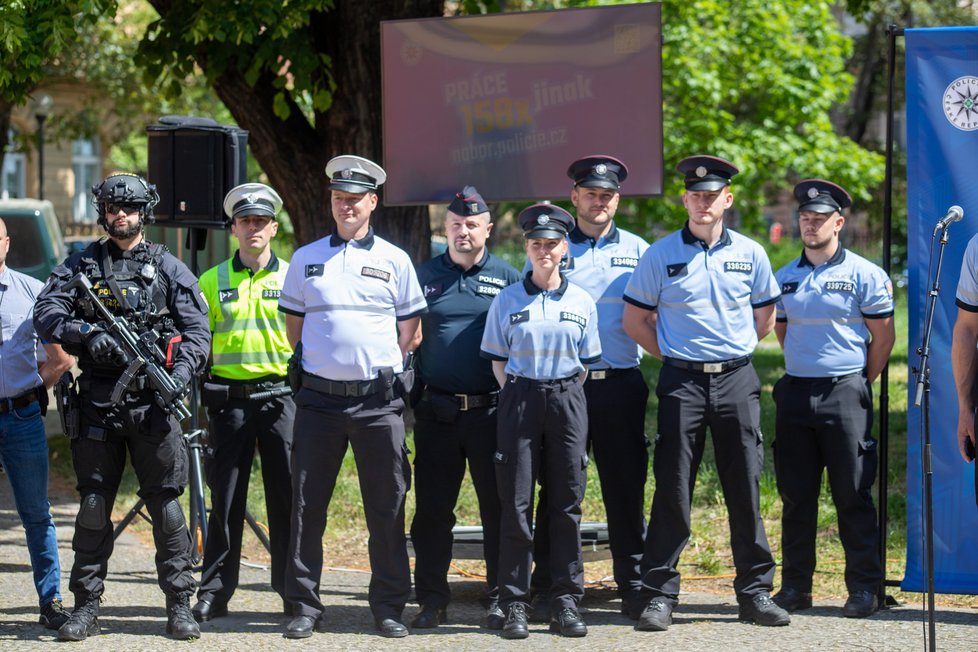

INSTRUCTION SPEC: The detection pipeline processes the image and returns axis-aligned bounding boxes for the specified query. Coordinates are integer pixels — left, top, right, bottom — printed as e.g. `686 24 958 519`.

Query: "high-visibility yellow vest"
198 251 292 380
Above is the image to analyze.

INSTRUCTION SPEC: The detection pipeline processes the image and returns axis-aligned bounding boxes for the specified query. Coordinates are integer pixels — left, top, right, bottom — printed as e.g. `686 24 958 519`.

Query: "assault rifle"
65 272 192 421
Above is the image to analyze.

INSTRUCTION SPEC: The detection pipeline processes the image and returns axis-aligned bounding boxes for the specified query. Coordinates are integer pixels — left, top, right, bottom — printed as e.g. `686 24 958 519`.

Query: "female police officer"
480 204 601 640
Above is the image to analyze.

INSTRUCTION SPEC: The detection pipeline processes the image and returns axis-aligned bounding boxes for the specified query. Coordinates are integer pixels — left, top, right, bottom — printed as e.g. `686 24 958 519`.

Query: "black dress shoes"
501 603 529 639
738 593 791 626
842 591 879 618
486 600 505 630
284 615 321 639
772 587 813 612
192 597 229 623
376 617 409 638
411 605 446 629
549 607 587 637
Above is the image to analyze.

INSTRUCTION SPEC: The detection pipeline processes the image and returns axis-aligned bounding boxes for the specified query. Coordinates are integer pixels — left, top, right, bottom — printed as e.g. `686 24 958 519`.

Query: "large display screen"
381 3 662 205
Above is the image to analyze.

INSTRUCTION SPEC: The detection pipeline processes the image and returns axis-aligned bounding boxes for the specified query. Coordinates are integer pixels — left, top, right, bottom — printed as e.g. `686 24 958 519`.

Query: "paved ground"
1 476 977 651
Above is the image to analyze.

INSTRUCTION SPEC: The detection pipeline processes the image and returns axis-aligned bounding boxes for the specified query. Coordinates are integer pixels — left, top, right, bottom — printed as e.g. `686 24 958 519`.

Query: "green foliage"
0 0 116 104
634 0 884 234
137 1 336 123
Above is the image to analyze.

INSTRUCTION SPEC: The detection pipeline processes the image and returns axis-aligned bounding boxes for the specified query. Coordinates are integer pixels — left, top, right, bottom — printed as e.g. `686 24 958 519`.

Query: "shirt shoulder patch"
510 310 530 325
218 288 239 303
667 262 688 278
781 282 798 294
305 264 324 277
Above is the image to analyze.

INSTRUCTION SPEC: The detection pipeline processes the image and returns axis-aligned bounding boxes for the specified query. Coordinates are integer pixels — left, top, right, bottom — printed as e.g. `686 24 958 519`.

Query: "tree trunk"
842 20 884 144
156 0 443 264
0 101 10 180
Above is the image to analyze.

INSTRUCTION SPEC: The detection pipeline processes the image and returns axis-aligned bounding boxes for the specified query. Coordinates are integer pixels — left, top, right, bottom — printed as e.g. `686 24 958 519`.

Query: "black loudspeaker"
147 115 248 229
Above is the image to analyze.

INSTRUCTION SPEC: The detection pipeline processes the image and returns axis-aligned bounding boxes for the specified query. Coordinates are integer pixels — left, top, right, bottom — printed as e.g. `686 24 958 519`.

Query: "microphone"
934 205 964 233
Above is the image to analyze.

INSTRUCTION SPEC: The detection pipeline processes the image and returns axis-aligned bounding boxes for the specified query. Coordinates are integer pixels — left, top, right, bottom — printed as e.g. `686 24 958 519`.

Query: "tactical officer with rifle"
34 172 210 642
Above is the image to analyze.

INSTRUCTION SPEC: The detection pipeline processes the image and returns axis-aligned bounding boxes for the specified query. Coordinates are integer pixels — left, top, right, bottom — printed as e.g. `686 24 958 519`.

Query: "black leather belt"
586 367 637 381
421 389 498 411
302 372 381 397
507 374 579 388
663 355 752 374
0 388 40 414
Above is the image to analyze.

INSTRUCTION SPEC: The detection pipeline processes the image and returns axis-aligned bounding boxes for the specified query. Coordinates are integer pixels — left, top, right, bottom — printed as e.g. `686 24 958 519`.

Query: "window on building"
72 138 101 222
1 128 26 199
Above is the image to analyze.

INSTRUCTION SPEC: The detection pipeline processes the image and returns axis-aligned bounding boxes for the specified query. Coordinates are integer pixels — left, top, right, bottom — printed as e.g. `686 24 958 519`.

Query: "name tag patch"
305 264 323 277
510 310 530 325
476 284 501 296
825 280 854 293
218 288 239 303
667 263 687 278
361 266 391 282
560 311 587 328
724 261 753 273
612 256 639 268
262 289 281 299
781 282 798 294
477 275 508 287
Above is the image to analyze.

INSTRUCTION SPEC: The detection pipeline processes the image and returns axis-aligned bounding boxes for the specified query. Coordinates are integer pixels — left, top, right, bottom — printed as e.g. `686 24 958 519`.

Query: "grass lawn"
45 287 978 607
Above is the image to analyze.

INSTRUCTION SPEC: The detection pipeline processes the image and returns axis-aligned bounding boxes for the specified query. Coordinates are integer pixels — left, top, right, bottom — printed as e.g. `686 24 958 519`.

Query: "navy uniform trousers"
496 376 588 613
70 378 196 601
641 362 776 603
773 372 881 593
285 387 412 621
199 390 295 604
532 368 649 602
410 398 501 609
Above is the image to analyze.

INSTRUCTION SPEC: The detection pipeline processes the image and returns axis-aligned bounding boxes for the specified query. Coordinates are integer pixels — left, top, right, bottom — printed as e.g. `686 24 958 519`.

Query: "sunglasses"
105 203 141 215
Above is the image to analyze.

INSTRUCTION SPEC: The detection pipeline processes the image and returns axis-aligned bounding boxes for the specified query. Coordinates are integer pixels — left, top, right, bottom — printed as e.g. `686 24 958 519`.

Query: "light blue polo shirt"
278 227 427 381
775 247 894 377
564 223 650 369
956 232 978 312
623 224 780 361
0 267 45 398
481 274 601 380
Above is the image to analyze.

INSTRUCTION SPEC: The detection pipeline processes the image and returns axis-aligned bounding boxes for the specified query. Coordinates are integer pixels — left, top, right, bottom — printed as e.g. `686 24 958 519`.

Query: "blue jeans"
0 400 62 606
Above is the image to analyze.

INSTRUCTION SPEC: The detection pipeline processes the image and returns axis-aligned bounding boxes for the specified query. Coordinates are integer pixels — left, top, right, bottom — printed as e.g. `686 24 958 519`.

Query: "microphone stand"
913 221 952 652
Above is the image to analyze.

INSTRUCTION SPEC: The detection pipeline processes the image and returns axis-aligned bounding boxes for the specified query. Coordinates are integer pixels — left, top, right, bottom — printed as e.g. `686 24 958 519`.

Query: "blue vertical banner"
905 27 978 594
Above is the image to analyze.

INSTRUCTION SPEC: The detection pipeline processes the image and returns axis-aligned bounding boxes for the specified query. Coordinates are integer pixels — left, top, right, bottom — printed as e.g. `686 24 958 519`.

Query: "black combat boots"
58 595 100 641
166 594 201 640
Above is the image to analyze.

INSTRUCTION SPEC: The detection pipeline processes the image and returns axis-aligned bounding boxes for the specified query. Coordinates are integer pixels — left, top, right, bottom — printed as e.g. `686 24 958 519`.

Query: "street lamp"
33 94 53 200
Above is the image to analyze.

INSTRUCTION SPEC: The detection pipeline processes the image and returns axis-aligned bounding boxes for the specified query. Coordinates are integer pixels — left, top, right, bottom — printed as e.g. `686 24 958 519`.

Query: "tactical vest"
74 240 175 372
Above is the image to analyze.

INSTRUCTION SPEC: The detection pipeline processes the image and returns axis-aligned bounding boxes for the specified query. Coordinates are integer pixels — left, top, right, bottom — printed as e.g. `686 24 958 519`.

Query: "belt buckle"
591 370 607 380
456 394 470 411
703 362 723 373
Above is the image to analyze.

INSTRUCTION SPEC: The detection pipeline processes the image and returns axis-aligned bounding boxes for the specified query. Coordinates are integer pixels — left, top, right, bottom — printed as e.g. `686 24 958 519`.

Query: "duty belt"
216 378 289 400
421 389 498 411
0 387 40 414
301 372 381 397
586 367 637 381
663 355 752 374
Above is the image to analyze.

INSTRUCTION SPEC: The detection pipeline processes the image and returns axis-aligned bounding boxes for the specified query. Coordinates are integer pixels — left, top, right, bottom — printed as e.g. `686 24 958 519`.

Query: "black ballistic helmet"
92 173 160 227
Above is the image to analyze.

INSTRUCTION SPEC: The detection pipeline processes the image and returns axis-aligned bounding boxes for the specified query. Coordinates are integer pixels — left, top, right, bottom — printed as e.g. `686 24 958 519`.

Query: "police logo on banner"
944 76 978 131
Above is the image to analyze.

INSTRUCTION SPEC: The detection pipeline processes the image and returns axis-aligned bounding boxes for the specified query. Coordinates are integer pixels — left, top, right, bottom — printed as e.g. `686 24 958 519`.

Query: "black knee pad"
161 499 186 535
77 494 106 531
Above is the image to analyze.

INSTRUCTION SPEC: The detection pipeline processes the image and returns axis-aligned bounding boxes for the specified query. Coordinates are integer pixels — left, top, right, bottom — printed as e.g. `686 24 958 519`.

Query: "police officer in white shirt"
278 155 427 639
